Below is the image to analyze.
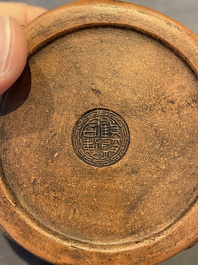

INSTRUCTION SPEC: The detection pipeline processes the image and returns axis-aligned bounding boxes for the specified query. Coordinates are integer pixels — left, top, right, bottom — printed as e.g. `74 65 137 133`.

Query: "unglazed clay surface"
0 1 197 264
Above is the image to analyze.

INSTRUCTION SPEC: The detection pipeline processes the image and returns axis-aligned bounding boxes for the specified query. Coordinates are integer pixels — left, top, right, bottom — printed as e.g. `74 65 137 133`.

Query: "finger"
0 2 47 25
0 16 27 95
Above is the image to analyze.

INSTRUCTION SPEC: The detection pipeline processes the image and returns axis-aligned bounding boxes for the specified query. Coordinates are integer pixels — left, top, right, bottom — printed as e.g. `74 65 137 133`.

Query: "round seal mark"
72 109 130 167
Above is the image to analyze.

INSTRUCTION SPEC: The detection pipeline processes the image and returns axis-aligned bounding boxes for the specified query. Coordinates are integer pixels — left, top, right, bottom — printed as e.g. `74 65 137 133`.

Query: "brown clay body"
0 0 198 264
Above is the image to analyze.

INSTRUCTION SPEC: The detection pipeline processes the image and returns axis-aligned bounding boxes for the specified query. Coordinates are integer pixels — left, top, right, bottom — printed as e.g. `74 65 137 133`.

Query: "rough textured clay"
0 0 198 264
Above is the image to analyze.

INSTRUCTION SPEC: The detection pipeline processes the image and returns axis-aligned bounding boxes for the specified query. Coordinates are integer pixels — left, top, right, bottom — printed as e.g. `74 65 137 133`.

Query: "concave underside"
1 27 198 245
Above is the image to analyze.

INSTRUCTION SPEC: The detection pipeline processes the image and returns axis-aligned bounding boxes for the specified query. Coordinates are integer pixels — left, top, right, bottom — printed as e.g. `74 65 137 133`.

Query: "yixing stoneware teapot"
0 0 198 264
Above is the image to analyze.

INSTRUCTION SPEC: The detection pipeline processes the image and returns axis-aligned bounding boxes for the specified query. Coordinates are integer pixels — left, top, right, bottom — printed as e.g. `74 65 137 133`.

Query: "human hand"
0 2 46 95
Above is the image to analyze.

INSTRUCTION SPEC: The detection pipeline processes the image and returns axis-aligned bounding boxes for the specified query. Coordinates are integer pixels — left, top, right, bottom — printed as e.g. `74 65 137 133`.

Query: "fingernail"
0 16 11 74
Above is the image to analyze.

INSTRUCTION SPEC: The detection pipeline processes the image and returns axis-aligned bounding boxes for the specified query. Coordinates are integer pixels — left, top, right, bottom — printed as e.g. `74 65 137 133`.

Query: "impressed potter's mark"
72 109 130 167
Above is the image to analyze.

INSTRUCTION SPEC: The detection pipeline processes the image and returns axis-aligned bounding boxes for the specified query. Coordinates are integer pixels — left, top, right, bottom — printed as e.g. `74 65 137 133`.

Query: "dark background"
0 0 198 264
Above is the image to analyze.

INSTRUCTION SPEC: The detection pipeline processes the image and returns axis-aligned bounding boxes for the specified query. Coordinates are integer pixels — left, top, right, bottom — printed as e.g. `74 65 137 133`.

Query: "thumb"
0 16 27 95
